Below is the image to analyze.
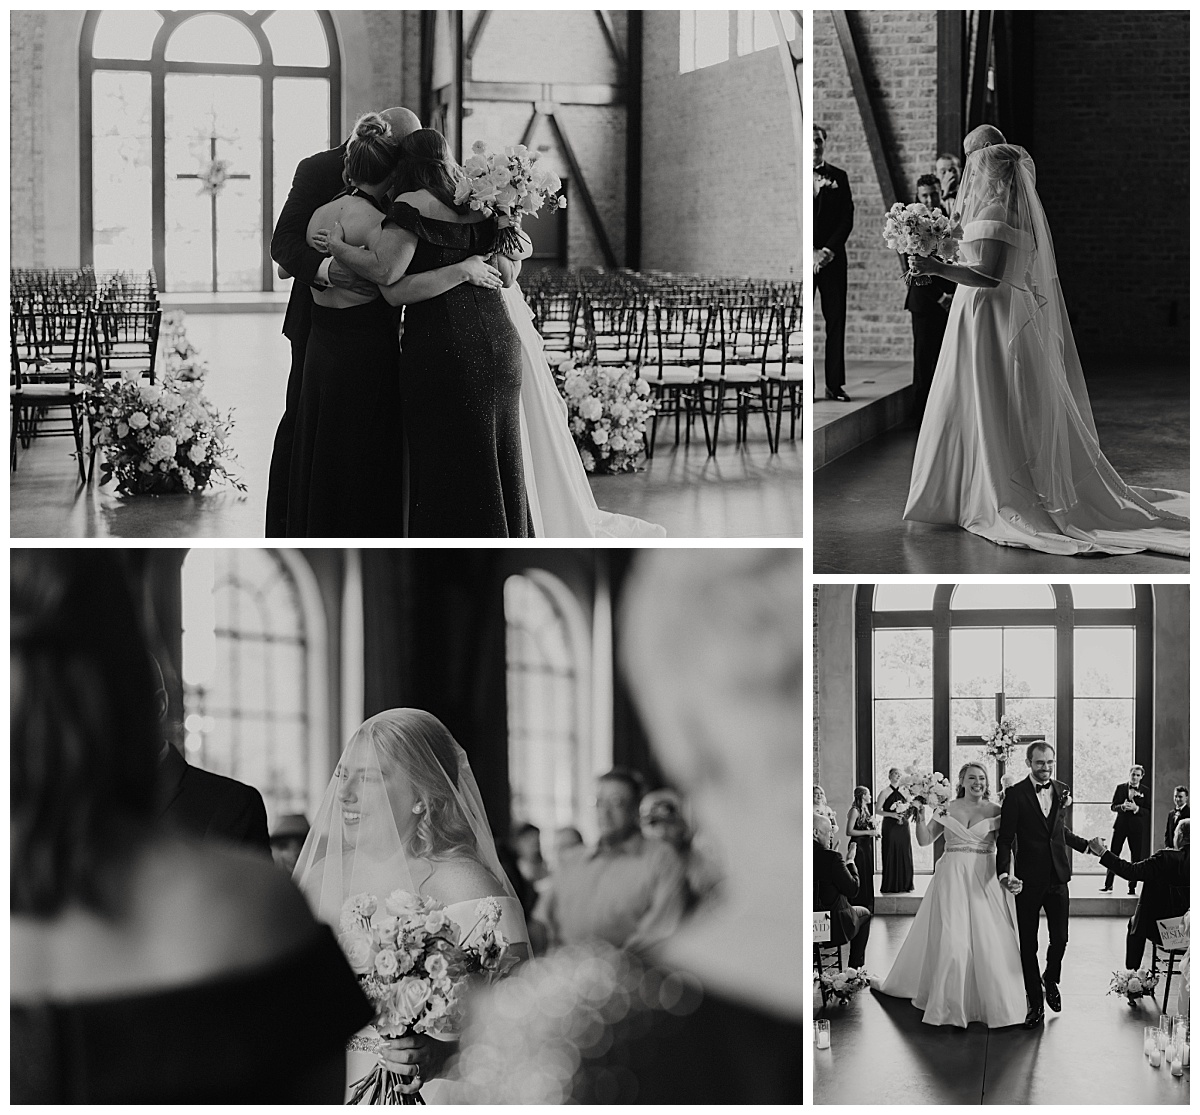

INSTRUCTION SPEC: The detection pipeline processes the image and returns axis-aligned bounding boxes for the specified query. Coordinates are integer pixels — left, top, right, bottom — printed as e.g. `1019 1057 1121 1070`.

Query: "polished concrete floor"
10 313 802 539
814 364 1189 573
815 915 1190 1105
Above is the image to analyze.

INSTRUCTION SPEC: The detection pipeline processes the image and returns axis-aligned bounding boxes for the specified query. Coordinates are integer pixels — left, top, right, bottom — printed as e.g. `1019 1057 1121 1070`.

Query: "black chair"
640 301 713 457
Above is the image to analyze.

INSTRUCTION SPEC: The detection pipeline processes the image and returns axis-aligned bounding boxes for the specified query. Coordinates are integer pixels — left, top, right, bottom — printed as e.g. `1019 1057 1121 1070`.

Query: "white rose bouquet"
898 766 952 819
340 890 516 1105
818 966 872 1007
982 715 1021 762
555 358 653 474
454 140 567 259
1109 967 1158 1004
883 201 959 286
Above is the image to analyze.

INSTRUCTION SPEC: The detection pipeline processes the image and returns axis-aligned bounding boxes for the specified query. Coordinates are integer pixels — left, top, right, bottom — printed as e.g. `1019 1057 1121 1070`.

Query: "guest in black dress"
11 551 372 1103
880 766 915 893
284 113 405 537
845 786 879 912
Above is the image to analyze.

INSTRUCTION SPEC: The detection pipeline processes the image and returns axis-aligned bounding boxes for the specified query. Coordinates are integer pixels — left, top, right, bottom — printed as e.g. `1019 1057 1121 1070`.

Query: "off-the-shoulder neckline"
390 199 490 228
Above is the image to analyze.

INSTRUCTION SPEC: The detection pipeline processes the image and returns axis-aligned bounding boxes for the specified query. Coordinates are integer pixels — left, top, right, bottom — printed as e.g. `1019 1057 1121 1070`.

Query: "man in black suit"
996 740 1091 1028
813 814 871 967
813 125 854 402
1093 819 1189 969
151 657 271 855
1102 764 1151 894
1164 785 1189 849
935 152 961 206
901 175 956 424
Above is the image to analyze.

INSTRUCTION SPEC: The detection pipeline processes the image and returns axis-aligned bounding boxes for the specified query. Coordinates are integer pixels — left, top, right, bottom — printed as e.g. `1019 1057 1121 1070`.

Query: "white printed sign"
814 911 831 943
1158 916 1189 949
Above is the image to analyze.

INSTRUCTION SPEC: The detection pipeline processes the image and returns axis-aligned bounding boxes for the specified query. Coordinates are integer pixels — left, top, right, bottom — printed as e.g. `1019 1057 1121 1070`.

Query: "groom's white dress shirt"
1030 773 1053 817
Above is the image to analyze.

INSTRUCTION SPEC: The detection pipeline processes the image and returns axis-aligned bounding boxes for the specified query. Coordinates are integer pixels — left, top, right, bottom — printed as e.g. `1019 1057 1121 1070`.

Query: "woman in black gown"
284 113 404 537
880 766 915 893
845 785 879 913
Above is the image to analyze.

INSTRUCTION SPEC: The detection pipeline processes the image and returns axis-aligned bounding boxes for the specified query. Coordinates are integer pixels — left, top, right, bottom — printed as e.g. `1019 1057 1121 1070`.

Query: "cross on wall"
955 690 1045 786
176 133 251 294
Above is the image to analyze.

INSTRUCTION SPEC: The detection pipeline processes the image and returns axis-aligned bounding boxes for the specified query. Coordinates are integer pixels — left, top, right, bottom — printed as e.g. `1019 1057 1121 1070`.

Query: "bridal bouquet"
339 890 516 1105
982 715 1021 762
818 966 871 1007
455 140 567 258
557 358 653 474
1109 967 1159 1004
882 201 959 286
90 370 244 496
897 767 952 819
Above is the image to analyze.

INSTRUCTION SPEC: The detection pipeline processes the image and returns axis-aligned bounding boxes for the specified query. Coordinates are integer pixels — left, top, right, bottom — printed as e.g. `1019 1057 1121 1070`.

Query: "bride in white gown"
873 762 1027 1028
904 126 1188 557
293 709 530 1103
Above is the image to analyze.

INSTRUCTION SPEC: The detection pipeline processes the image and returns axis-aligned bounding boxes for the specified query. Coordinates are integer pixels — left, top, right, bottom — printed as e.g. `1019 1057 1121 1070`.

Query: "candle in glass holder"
1149 1048 1163 1068
1145 1026 1160 1057
1171 1057 1184 1078
1157 1027 1170 1050
815 1019 831 1049
1183 1042 1190 1067
1166 1041 1178 1062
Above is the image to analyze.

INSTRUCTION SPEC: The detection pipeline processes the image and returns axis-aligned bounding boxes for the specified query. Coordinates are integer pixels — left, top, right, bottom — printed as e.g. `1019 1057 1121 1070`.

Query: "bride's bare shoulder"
424 857 505 906
983 801 1004 818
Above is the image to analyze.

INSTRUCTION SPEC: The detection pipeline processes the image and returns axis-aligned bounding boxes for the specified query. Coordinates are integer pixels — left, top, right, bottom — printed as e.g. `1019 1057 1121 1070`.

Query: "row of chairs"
11 269 163 481
526 275 802 457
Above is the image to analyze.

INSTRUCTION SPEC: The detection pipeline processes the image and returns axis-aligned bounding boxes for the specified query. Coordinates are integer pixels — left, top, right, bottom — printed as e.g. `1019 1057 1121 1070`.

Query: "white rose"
424 909 450 934
579 397 603 422
187 442 206 464
385 889 422 916
338 929 377 974
591 428 609 445
116 422 130 439
375 948 400 978
128 411 149 429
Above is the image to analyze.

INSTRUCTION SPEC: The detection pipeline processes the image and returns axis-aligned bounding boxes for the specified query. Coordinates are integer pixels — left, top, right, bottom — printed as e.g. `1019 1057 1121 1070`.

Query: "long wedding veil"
293 709 517 929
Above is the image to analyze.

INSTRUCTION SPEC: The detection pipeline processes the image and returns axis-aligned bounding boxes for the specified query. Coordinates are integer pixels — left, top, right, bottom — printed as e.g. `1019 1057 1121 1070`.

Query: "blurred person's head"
1175 818 1190 850
554 826 584 861
916 174 943 211
640 789 690 851
620 550 802 890
511 822 543 862
595 768 643 844
270 813 310 876
12 550 162 916
935 151 961 195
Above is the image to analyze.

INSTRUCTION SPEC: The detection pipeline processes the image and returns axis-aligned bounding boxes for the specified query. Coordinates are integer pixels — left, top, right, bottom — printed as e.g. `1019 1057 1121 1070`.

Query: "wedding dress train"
503 284 665 538
873 814 1027 1028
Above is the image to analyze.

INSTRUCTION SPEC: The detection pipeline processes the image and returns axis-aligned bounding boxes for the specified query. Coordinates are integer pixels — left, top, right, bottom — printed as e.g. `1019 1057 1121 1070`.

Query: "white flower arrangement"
818 966 871 1007
554 358 654 474
198 158 230 197
338 889 516 1105
883 201 960 286
1109 967 1159 1002
898 766 952 817
159 310 208 382
983 714 1022 761
455 140 566 258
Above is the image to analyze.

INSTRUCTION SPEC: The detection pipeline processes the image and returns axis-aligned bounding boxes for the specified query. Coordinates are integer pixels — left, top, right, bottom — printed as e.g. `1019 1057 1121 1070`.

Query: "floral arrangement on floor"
159 310 209 382
883 201 959 286
455 140 566 258
818 966 872 1007
554 357 654 474
982 714 1021 762
896 767 952 820
339 890 517 1105
1109 968 1159 1004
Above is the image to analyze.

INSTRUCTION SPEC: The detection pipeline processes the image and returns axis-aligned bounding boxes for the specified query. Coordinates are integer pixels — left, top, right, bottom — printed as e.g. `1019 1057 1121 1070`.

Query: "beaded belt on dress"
944 845 992 854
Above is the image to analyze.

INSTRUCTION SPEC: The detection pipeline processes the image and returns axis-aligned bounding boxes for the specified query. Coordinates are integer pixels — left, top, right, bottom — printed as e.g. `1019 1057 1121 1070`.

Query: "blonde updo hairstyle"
344 112 401 188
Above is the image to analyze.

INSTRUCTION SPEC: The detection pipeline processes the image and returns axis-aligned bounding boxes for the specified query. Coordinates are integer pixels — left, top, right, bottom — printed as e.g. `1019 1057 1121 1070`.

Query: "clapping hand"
1088 835 1108 857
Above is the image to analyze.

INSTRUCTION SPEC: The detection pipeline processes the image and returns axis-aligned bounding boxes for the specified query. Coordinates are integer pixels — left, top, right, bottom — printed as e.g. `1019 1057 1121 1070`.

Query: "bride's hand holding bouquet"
883 201 959 286
455 141 566 260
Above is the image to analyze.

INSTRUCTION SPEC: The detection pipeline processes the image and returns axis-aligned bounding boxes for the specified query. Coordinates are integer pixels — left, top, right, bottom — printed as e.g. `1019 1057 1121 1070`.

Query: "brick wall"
10 11 47 266
1031 11 1189 363
813 10 939 362
642 11 800 280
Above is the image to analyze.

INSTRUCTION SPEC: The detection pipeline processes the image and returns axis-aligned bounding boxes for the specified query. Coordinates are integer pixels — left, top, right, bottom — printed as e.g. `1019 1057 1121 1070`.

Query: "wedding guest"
813 124 854 402
269 813 310 875
845 786 879 913
815 814 872 969
935 151 961 203
902 174 956 423
814 784 839 834
512 822 550 887
1164 786 1189 849
11 551 372 1103
539 769 688 950
554 825 585 864
640 789 723 910
1092 819 1189 969
1102 765 1151 894
453 549 803 1102
880 768 915 893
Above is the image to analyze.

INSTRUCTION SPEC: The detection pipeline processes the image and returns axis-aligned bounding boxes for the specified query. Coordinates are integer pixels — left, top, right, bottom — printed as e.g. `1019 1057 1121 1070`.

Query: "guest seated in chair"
1092 819 1190 970
814 813 871 968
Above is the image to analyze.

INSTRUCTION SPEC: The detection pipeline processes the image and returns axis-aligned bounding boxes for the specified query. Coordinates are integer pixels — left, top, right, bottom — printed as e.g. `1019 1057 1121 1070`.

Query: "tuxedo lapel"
157 742 188 816
1045 780 1062 834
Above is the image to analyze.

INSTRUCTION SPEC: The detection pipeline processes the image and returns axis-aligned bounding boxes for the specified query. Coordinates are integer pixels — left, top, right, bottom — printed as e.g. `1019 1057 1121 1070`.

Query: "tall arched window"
504 572 592 838
857 584 1150 874
80 10 340 292
181 548 328 825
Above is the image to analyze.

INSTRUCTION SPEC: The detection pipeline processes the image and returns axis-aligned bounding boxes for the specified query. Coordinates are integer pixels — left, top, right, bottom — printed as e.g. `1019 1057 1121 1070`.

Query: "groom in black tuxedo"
996 740 1090 1028
813 125 854 402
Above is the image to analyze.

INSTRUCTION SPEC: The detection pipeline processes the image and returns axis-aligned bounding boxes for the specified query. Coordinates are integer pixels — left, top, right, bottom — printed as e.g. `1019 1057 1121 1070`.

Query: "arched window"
181 548 329 825
504 572 592 838
80 10 340 292
856 584 1151 874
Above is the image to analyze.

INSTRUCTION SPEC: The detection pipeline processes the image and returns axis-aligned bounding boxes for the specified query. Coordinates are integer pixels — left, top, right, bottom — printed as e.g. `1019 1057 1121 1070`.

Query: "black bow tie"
1035 783 1053 794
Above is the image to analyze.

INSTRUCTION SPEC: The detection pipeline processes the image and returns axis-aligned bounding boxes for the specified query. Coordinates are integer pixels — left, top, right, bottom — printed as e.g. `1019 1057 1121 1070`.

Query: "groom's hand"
1002 875 1023 895
379 1032 450 1095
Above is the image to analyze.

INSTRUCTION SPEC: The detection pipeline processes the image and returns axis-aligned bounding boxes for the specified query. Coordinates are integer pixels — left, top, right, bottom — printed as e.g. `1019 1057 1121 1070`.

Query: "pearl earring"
412 803 424 814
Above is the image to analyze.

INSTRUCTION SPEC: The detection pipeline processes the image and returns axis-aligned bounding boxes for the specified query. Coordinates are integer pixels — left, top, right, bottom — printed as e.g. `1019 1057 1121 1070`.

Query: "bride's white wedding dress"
503 283 665 538
873 813 1027 1028
344 895 530 1104
904 145 1188 557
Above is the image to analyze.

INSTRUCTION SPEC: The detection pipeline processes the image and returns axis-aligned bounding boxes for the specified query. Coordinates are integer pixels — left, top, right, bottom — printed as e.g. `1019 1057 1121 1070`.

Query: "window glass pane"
93 10 163 60
1004 627 1056 698
1070 584 1134 610
873 698 933 872
1073 699 1135 803
951 696 993 745
874 629 932 698
166 13 261 65
736 10 796 55
1074 628 1135 697
272 78 331 291
1071 802 1114 874
950 627 1001 697
694 10 729 70
951 584 1055 610
1004 697 1055 745
262 9 329 66
874 584 936 611
92 71 154 273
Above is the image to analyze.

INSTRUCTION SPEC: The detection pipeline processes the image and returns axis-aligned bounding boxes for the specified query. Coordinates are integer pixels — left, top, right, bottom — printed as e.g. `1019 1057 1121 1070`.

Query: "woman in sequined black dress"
326 129 530 538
